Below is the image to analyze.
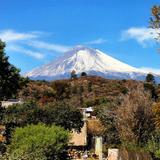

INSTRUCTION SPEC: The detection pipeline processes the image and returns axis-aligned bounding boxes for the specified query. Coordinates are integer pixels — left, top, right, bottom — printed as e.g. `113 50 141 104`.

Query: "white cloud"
86 38 106 45
0 30 38 42
139 67 160 75
27 40 70 53
7 45 44 60
121 27 160 46
0 29 71 59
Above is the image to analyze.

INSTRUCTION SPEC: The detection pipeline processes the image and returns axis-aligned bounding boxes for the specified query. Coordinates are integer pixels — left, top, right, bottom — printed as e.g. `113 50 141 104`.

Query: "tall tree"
0 40 22 100
116 90 155 147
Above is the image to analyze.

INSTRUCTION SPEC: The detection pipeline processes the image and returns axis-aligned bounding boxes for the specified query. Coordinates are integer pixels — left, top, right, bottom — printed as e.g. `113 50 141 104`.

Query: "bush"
147 130 160 159
5 124 70 160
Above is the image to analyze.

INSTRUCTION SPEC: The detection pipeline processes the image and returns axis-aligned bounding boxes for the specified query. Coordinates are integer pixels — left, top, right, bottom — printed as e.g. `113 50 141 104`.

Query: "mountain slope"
26 46 157 81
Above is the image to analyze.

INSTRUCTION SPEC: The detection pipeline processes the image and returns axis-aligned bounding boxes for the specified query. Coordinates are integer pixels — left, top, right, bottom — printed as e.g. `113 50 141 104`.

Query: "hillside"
19 76 157 108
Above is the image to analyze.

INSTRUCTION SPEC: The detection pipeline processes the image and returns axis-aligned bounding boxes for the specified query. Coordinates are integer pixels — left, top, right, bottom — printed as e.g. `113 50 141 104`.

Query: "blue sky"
0 0 160 74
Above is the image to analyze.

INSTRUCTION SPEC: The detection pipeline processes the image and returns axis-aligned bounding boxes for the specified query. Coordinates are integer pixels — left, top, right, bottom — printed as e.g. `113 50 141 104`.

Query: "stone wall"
69 121 87 146
108 149 152 160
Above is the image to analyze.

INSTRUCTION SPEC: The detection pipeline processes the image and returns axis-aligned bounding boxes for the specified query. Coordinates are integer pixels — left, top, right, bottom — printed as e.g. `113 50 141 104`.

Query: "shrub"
5 124 70 160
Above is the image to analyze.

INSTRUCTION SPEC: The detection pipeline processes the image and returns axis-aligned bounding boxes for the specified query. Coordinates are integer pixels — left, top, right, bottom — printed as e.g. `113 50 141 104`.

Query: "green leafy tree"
44 102 84 132
0 40 24 100
2 101 43 143
3 101 84 142
4 124 69 160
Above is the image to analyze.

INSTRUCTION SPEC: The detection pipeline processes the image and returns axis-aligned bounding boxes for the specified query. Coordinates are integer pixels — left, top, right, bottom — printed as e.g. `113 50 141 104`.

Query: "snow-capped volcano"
26 46 157 81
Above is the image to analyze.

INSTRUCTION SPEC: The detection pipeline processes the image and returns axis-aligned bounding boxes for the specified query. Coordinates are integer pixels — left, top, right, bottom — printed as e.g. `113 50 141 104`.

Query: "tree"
94 102 121 147
116 90 155 148
71 70 77 79
146 73 155 84
3 101 84 139
81 72 87 77
44 102 84 132
150 5 160 42
0 40 23 100
4 124 69 160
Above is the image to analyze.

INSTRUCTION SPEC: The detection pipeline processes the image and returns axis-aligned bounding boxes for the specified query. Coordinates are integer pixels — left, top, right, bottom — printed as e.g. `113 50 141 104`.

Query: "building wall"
69 121 87 147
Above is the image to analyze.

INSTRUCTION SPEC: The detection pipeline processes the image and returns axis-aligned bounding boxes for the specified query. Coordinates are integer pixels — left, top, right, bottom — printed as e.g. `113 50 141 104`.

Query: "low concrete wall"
108 149 152 160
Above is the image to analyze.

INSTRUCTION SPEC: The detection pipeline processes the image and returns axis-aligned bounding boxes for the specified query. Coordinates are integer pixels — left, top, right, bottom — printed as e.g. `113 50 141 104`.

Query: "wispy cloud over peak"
121 27 160 46
0 30 38 42
0 29 71 60
7 45 44 60
28 40 71 53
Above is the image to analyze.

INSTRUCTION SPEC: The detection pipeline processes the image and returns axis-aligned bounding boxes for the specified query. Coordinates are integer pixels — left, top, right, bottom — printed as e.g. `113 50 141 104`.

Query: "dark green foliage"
3 101 84 139
146 73 155 84
0 40 23 100
0 102 5 122
144 82 158 101
81 72 87 77
3 101 42 127
122 79 127 83
45 102 84 132
5 124 69 160
120 87 128 94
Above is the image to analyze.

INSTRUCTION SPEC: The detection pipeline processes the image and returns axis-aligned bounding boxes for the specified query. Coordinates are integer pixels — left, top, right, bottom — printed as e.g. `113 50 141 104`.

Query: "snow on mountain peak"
26 46 149 81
